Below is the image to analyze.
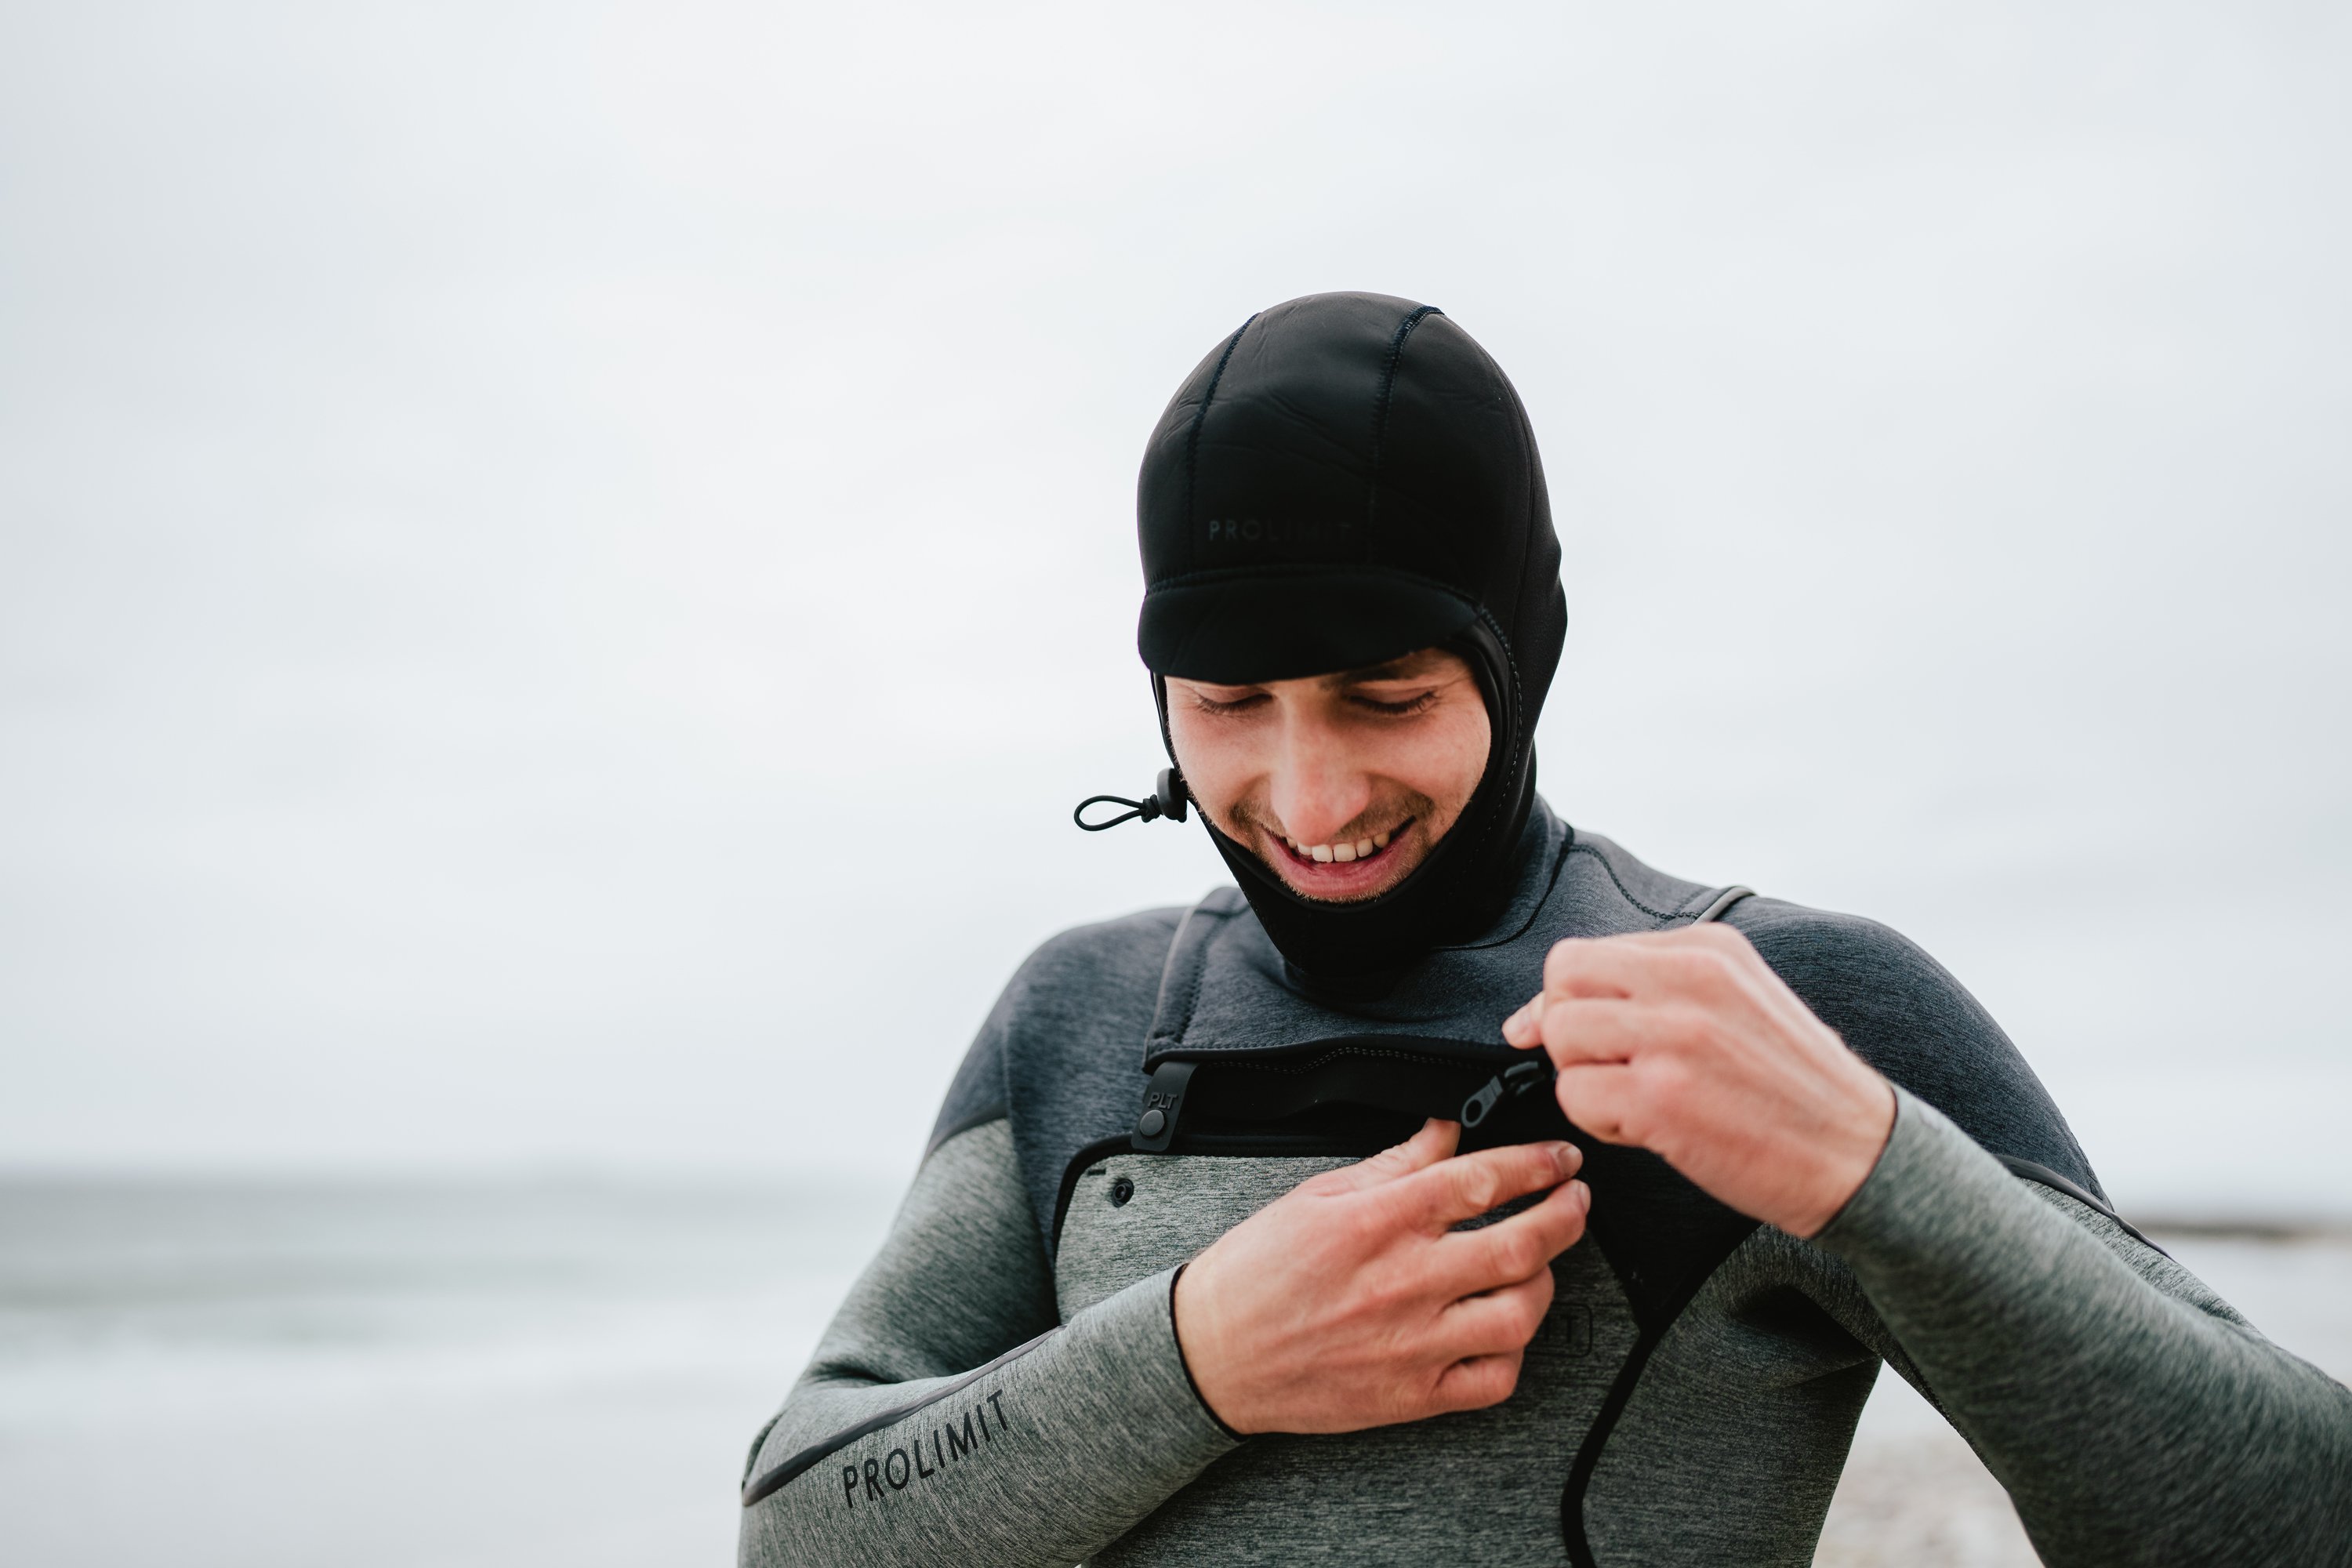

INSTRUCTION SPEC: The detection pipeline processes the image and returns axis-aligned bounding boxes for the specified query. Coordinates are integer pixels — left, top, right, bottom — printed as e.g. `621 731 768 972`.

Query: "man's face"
1165 646 1492 903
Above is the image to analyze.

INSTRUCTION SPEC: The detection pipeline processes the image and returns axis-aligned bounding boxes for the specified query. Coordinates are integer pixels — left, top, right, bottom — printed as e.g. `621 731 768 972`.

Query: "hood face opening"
1134 291 1566 978
1156 614 1533 982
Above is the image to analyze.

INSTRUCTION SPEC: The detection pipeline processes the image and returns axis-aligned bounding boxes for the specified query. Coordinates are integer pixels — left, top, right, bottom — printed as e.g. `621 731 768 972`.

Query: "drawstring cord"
1073 768 1190 832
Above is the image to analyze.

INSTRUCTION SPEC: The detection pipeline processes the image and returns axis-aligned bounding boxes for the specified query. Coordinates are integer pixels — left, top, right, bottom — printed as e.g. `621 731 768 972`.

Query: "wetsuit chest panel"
1091 1222 1634 1567
1056 1153 1354 1323
1057 1151 1645 1566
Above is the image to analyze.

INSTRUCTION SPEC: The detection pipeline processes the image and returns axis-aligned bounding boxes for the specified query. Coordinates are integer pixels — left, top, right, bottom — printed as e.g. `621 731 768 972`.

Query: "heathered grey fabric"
738 1122 1238 1566
1817 1088 2352 1566
1056 1152 1353 1321
1062 1149 1637 1566
1581 1230 1880 1565
747 1100 2351 1567
744 1104 2352 1567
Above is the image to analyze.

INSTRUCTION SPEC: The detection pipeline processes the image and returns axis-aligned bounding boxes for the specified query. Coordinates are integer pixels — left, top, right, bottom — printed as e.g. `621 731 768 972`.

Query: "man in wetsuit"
738 292 2352 1566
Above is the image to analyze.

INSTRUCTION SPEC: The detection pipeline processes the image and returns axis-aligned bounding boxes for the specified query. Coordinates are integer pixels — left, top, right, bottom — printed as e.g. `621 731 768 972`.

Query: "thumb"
1323 1118 1461 1192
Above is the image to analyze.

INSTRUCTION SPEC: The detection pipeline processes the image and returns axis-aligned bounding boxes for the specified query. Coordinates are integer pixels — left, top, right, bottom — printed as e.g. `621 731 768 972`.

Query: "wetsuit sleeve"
736 1119 1240 1567
1815 1086 2352 1566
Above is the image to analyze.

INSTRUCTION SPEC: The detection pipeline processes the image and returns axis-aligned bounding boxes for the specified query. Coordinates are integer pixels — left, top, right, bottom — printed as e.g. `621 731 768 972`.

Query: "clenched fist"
1502 923 1896 1239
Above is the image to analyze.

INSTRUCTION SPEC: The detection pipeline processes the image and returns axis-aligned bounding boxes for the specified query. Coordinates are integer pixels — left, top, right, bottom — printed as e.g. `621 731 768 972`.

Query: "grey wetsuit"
739 806 2352 1566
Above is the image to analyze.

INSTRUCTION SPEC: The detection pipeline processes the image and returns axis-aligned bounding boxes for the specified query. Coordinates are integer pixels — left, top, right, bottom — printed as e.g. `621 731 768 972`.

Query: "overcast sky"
2 1 2347 1215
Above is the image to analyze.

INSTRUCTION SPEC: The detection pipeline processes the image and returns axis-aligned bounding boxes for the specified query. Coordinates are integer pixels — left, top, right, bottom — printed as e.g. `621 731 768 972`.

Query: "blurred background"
2 2 2346 1564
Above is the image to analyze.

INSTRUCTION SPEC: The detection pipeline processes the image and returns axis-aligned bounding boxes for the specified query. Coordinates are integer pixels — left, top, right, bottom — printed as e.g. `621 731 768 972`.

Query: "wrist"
1787 1073 1897 1238
1168 1264 1245 1439
1171 1254 1251 1436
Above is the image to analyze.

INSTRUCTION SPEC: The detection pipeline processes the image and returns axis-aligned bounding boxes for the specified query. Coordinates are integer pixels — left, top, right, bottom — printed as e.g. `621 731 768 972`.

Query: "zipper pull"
1132 1060 1196 1152
1460 1059 1552 1129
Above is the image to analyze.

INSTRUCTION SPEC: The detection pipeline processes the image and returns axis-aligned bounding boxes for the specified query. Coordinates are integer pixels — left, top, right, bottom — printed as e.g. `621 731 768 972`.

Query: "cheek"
1165 706 1250 822
1414 704 1493 818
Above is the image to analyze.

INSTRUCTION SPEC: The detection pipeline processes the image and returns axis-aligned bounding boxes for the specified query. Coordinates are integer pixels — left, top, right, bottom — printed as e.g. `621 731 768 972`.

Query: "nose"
1265 706 1370 847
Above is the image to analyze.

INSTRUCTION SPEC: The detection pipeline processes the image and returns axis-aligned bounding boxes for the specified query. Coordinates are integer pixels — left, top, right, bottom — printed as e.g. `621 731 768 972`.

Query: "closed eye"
1188 690 1270 716
1348 690 1439 717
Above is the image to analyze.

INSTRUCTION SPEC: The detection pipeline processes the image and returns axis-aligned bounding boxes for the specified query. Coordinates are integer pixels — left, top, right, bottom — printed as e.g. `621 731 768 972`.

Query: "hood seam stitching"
1181 315 1258 567
1364 304 1440 547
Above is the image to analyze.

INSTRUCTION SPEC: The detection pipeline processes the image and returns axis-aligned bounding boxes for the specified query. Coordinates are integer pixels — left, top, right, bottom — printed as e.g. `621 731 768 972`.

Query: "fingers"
1434 1265 1556 1359
1503 926 1763 1044
1501 942 1653 1045
1387 1139 1581 1231
1429 1175 1590 1292
1553 1061 1646 1146
1542 933 1653 998
1535 996 1720 1071
1426 1349 1526 1414
1572 920 1752 972
1317 1118 1461 1195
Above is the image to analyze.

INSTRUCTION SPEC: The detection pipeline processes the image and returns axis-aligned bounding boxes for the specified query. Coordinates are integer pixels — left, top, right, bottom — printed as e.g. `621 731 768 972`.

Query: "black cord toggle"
1073 768 1190 832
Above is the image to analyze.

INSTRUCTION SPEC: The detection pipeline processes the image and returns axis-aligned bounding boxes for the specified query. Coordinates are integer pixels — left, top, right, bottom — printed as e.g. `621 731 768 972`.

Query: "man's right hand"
1171 1119 1590 1436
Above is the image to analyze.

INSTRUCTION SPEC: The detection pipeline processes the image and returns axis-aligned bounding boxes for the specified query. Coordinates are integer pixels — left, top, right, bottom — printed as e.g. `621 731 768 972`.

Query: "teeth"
1287 833 1397 866
1290 833 1391 866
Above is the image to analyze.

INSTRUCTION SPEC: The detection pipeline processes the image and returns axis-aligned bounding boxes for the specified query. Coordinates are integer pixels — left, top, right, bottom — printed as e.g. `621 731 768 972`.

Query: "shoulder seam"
1564 840 1709 924
924 1108 1010 1160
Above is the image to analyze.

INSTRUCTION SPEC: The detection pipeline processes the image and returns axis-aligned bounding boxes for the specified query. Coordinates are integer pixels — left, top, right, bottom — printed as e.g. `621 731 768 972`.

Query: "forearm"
740 1267 1236 1566
1818 1087 2352 1567
735 1120 1237 1566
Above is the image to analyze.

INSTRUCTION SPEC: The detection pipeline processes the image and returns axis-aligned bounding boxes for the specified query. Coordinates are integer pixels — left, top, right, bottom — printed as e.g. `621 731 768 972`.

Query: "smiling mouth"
1276 818 1415 867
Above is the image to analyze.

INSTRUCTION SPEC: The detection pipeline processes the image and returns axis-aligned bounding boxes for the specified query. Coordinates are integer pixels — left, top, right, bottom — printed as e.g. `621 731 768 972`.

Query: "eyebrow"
1325 656 1439 686
1187 655 1446 693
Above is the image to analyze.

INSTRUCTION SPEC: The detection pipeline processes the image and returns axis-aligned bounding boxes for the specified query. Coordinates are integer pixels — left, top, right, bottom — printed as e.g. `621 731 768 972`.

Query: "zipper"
1129 1041 1559 1152
1459 1058 1553 1127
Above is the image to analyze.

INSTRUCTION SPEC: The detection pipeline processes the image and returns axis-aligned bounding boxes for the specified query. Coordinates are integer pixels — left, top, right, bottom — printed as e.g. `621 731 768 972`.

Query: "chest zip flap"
1131 1060 1196 1152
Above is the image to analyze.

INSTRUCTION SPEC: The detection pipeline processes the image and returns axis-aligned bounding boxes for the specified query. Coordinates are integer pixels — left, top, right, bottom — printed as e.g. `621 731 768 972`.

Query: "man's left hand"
1501 924 1896 1239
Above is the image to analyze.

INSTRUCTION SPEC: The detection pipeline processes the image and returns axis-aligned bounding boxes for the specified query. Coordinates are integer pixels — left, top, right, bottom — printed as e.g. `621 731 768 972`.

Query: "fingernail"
1570 1180 1591 1211
1555 1142 1582 1178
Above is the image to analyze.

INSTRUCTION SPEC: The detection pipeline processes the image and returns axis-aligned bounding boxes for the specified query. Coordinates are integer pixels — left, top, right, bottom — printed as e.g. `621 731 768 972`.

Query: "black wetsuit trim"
1052 1135 1145 1259
1998 1154 2164 1255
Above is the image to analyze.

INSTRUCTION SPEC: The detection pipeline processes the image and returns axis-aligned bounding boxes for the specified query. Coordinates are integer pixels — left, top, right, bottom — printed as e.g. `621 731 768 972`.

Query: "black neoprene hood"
1135 292 1567 978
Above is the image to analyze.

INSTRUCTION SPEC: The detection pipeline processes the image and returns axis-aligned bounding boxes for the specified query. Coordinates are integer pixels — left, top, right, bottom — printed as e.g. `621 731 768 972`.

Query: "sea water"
0 1174 893 1568
2 1178 2346 1568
